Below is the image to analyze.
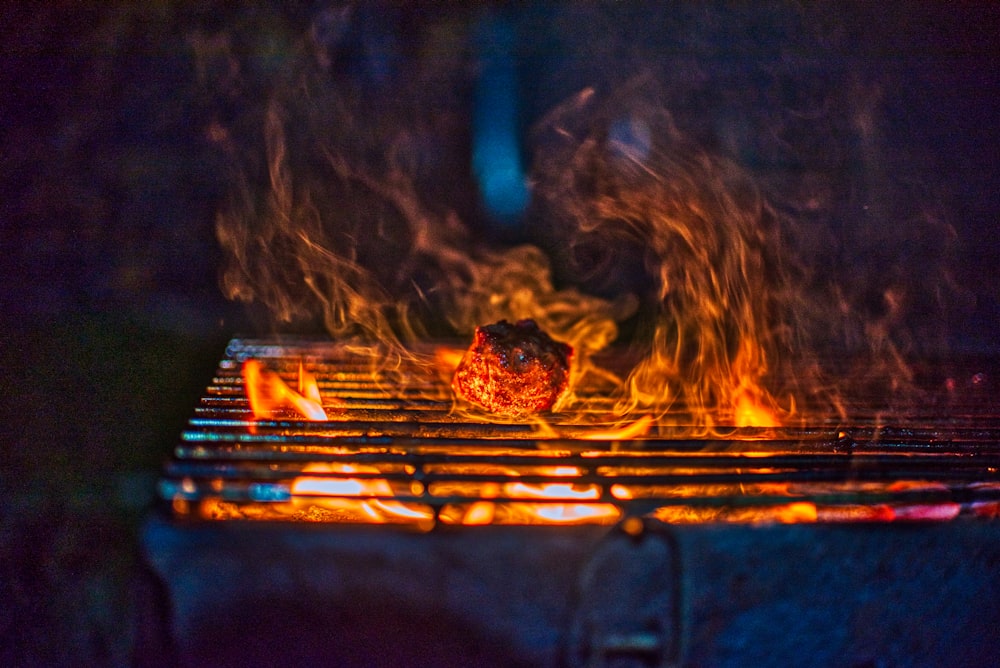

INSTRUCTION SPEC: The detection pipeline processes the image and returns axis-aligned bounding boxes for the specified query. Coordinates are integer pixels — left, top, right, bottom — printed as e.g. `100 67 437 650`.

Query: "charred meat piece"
452 319 573 416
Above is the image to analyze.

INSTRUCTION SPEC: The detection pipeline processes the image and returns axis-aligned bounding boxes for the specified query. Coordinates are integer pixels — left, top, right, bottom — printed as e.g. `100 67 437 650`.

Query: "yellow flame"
222 81 801 433
212 41 943 439
502 466 619 523
291 463 433 523
431 466 621 525
530 504 619 523
581 414 655 440
461 501 497 525
526 90 805 432
243 359 328 420
734 392 781 428
652 501 819 525
297 359 323 405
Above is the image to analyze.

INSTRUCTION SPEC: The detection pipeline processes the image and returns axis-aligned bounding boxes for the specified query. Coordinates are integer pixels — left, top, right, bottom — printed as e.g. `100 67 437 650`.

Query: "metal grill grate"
158 338 1000 526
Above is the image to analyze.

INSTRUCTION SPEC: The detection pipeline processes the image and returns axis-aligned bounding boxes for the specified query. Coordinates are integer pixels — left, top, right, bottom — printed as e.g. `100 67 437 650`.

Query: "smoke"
209 4 629 361
204 2 963 423
529 82 800 424
210 4 476 346
520 3 964 420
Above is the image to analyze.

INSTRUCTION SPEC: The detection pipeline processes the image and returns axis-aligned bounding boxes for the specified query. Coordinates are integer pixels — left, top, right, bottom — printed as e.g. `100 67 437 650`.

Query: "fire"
503 466 620 524
291 463 433 523
221 72 802 433
186 10 976 532
459 500 497 525
296 359 323 406
288 463 621 525
455 481 501 525
424 463 622 525
651 501 819 525
580 414 654 440
506 466 597 499
242 359 328 420
209 7 956 443
433 346 465 374
734 392 781 428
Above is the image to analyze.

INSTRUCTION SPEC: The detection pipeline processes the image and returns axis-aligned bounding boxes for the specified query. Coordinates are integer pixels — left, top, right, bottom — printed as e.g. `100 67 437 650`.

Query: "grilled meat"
452 319 573 416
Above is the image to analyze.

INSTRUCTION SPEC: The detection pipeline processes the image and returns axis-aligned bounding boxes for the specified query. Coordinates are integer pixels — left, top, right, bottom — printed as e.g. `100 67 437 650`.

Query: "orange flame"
503 466 620 524
242 359 328 420
429 465 622 525
580 414 655 440
734 392 781 428
222 80 801 433
291 463 433 523
457 481 501 525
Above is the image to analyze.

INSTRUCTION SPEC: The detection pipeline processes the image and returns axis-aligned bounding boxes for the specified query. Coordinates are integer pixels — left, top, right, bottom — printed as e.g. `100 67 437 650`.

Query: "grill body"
140 518 1000 667
140 338 1000 666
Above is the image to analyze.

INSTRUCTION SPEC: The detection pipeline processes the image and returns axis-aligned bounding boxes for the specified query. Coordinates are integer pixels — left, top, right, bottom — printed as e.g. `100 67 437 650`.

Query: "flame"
734 392 781 428
649 501 819 525
291 463 433 523
580 414 654 440
528 87 805 432
194 17 967 526
211 14 955 441
243 359 328 420
506 472 601 502
458 481 500 525
218 63 802 432
503 466 620 523
434 346 465 374
460 500 497 525
431 465 621 525
297 359 323 405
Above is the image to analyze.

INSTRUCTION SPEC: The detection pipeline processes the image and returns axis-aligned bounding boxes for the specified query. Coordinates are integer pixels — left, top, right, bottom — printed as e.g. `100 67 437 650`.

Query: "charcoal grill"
139 338 1000 667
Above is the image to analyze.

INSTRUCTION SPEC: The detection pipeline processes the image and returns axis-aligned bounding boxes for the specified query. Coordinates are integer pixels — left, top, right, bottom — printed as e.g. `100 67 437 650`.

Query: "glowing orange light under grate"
243 359 329 421
162 340 1000 527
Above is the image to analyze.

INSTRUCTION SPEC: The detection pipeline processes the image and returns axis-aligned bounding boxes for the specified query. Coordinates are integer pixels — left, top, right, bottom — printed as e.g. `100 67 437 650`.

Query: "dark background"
0 2 997 664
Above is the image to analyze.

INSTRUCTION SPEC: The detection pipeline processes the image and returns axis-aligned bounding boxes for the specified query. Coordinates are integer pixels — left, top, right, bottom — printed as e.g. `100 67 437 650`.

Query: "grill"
160 338 1000 527
140 338 1000 667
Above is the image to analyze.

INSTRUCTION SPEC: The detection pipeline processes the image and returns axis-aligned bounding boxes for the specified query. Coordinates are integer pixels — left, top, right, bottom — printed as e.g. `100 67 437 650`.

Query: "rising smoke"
205 2 961 424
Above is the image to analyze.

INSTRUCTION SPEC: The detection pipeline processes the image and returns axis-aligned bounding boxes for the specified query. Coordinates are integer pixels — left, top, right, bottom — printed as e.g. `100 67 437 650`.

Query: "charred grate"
158 338 1000 526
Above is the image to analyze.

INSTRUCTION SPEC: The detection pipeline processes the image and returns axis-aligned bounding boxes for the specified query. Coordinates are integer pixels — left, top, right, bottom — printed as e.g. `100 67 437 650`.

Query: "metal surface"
139 513 1000 667
568 520 681 668
157 338 1000 526
140 338 1000 666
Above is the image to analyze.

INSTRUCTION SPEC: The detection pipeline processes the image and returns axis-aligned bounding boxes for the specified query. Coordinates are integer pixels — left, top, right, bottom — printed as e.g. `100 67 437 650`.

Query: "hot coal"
452 319 573 417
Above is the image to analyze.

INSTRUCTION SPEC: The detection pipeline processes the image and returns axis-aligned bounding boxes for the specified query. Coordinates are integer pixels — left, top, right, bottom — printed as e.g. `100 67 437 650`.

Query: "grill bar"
158 338 1000 525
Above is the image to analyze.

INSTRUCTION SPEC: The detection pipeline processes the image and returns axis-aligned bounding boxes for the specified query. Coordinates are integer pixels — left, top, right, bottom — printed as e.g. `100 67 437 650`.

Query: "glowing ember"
529 503 619 523
460 500 497 525
243 359 328 420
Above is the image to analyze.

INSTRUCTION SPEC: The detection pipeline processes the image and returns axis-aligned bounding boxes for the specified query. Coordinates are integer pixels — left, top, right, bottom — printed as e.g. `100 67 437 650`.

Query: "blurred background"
1 1 997 664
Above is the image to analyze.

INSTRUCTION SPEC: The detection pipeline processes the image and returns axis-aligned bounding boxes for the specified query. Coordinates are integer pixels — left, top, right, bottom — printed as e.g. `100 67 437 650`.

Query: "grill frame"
157 338 1000 527
139 510 1000 667
139 337 1000 666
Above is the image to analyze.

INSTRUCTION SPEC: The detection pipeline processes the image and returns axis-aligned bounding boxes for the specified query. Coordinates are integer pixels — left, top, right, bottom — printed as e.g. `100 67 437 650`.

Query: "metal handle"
568 519 681 668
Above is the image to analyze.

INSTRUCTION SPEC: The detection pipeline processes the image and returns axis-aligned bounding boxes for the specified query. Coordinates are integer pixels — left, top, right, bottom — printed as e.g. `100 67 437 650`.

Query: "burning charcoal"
452 319 573 417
